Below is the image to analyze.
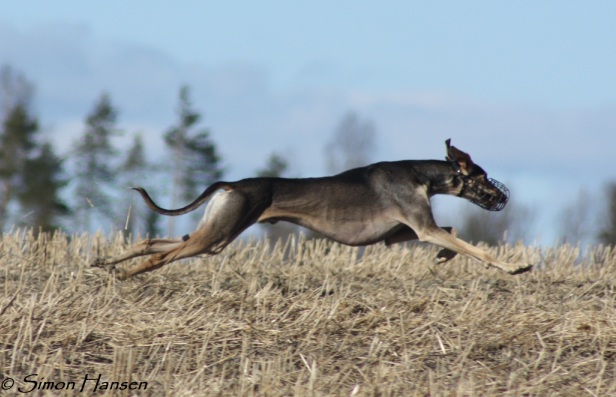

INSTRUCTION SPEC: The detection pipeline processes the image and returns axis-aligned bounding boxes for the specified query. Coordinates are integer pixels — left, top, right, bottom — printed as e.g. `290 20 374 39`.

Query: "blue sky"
2 1 615 243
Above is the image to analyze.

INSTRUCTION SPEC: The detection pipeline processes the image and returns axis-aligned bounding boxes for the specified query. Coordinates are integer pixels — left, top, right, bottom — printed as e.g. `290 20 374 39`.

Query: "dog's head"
445 139 509 211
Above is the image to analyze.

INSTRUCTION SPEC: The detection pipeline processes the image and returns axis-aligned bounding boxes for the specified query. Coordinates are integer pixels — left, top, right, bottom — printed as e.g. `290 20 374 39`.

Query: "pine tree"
164 86 223 233
1 65 33 119
72 93 121 232
18 142 70 231
0 102 39 230
0 66 69 232
256 152 289 178
118 133 160 238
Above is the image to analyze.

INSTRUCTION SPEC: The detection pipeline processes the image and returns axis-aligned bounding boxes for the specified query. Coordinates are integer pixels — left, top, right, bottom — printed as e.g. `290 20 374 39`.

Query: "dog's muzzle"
460 177 510 211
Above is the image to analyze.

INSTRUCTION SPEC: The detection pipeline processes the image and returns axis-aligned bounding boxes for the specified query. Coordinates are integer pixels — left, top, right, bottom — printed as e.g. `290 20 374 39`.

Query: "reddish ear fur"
445 139 473 174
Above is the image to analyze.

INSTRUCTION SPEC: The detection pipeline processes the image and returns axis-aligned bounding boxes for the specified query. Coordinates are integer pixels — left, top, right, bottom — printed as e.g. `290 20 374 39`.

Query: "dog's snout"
463 177 509 211
485 178 509 211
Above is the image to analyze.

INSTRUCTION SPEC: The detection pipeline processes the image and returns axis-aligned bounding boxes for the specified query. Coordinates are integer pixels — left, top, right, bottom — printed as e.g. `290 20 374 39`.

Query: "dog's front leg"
385 225 458 263
434 227 458 264
419 227 532 274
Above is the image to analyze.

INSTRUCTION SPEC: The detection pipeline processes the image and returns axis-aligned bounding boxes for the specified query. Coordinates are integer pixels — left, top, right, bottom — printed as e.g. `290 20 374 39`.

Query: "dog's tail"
132 181 232 216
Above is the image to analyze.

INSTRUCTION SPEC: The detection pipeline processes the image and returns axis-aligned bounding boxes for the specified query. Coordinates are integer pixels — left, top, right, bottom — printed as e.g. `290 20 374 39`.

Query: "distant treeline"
1 65 614 246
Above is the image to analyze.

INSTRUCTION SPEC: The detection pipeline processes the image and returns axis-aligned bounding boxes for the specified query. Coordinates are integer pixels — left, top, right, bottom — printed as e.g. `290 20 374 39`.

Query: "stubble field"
1 230 615 396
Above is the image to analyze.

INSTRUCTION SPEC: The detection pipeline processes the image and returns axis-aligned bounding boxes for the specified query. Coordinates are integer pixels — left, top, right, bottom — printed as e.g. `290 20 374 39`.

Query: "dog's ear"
445 139 473 174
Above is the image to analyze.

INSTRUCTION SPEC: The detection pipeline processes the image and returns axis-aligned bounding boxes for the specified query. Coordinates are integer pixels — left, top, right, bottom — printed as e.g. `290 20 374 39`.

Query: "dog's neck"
417 160 464 197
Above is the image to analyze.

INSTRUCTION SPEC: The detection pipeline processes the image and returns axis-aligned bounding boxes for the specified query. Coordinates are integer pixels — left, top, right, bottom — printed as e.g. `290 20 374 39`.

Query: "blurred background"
1 1 614 247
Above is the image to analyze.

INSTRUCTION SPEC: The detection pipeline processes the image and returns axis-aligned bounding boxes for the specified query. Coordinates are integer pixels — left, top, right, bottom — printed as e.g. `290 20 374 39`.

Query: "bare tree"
325 111 376 173
457 198 535 245
557 188 594 245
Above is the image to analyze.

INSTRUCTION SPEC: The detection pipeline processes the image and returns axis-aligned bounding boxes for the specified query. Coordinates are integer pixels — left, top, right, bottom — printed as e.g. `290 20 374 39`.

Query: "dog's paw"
91 257 113 269
91 258 129 280
435 248 457 264
509 264 533 275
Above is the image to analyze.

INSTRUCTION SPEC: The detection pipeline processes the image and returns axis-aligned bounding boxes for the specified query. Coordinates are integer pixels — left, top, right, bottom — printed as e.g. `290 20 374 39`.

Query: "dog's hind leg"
117 188 260 279
91 238 184 270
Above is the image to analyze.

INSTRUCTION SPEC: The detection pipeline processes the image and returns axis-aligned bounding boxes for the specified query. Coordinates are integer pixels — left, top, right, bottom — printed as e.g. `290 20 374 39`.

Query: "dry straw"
1 230 615 396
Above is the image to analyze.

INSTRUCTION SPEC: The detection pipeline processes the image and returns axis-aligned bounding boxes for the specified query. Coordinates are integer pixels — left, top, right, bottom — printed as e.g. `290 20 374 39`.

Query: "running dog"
92 139 532 279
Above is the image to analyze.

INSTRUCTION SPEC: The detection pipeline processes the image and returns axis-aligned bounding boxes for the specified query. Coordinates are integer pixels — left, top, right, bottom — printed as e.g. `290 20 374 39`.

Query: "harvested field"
1 230 615 396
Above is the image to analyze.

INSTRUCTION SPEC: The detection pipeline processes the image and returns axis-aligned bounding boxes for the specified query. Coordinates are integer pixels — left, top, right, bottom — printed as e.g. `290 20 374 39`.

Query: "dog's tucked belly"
263 214 401 246
258 180 403 245
317 220 402 246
